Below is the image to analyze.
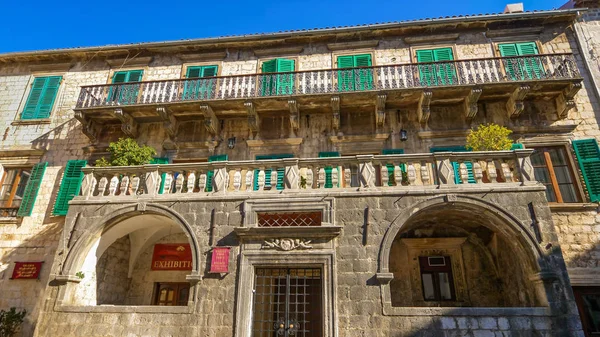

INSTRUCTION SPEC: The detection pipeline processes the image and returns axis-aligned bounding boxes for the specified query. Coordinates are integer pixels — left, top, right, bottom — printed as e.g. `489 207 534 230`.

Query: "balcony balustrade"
76 54 580 109
77 150 536 201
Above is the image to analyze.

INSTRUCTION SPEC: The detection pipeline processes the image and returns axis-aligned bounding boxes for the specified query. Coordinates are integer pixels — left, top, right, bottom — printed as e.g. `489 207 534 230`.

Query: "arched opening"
387 200 544 308
62 211 198 307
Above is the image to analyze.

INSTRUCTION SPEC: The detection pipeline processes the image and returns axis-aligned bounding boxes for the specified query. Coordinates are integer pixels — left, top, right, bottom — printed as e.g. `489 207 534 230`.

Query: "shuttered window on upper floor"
17 162 47 217
260 59 295 96
183 65 219 100
573 139 600 202
21 76 62 120
498 42 543 80
416 48 456 86
337 54 373 92
53 160 87 215
108 70 144 105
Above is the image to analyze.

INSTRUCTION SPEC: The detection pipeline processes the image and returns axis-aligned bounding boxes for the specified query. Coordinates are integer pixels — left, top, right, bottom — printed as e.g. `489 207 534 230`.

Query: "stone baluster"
393 165 402 187
198 172 207 192
357 155 375 188
245 170 254 191
473 162 483 184
306 167 314 189
97 176 108 196
144 169 161 196
514 149 535 185
119 175 130 195
318 167 325 189
175 173 184 193
257 169 266 191
344 168 351 188
233 169 242 192
187 171 196 193
459 162 470 184
163 172 173 194
332 166 339 188
212 164 228 194
407 163 417 185
81 172 98 198
421 161 431 185
486 160 498 183
433 153 455 185
284 158 299 190
270 170 278 191
500 162 513 183
380 165 389 187
131 176 140 195
108 175 119 196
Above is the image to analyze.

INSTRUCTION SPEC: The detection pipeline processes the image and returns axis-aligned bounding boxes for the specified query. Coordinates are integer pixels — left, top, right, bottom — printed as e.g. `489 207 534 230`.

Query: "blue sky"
1 0 568 53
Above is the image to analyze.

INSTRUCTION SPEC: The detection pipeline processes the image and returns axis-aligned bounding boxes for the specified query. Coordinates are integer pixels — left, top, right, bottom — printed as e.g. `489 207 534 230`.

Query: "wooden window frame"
152 282 190 306
573 286 600 337
0 167 31 216
529 144 583 204
105 67 148 84
493 40 544 58
419 256 456 302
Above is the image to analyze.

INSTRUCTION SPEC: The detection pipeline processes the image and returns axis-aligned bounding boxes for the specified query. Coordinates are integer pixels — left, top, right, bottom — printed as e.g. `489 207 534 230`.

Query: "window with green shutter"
53 160 87 215
498 42 543 80
260 59 295 96
382 149 405 186
318 152 340 188
430 146 475 184
17 162 47 217
416 48 456 86
108 70 144 105
183 65 218 100
254 154 293 190
336 54 373 92
21 76 62 120
573 139 600 202
206 155 228 192
531 146 580 203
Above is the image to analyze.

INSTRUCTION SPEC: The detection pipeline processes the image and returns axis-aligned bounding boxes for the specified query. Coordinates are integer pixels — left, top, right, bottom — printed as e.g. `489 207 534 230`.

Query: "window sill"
55 304 194 314
11 119 51 126
548 203 598 212
0 217 21 225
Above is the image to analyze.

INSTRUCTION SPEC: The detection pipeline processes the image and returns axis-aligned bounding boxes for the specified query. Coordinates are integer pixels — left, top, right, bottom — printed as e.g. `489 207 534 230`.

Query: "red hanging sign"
151 244 193 271
210 247 230 273
11 262 43 279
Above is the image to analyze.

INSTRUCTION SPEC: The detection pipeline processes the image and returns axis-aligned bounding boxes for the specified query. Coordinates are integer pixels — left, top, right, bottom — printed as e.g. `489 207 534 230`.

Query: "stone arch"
378 195 545 275
61 203 201 280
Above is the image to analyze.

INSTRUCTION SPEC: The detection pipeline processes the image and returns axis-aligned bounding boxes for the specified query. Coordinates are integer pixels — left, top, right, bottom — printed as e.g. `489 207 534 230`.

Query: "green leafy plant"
75 271 85 279
0 307 26 337
94 138 157 167
466 123 513 151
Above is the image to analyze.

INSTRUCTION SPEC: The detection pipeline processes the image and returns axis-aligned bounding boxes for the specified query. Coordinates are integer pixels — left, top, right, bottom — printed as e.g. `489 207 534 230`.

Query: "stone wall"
96 236 131 305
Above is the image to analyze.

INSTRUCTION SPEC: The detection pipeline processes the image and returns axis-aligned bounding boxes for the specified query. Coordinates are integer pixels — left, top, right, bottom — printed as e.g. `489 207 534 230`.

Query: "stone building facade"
1 2 600 337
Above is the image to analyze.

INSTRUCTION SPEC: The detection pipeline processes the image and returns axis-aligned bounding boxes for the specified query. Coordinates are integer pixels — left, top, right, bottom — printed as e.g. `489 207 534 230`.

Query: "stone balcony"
75 150 537 203
73 54 582 143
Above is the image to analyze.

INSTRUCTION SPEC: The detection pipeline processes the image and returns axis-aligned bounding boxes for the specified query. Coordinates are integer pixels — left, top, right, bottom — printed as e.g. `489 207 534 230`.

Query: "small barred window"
257 211 322 227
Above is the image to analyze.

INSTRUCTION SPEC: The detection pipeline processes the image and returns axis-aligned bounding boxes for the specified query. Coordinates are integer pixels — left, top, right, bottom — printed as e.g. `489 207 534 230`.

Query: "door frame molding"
234 251 337 337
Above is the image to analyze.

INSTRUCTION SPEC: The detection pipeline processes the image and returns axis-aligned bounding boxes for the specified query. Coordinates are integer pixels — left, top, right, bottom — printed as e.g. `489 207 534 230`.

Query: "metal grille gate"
252 268 323 336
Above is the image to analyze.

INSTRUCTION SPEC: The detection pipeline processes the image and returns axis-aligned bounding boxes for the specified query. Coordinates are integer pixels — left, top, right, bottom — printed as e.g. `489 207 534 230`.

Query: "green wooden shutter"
511 143 524 150
499 43 521 80
433 48 455 85
254 154 293 190
382 149 405 186
276 59 295 95
354 54 373 91
150 158 169 194
261 60 278 96
22 76 62 120
430 147 475 184
573 139 600 202
186 66 202 78
184 65 218 100
337 55 356 92
53 160 87 215
516 42 542 79
112 71 128 83
183 66 202 100
206 155 228 192
17 162 47 217
417 50 435 86
110 70 143 104
319 152 340 188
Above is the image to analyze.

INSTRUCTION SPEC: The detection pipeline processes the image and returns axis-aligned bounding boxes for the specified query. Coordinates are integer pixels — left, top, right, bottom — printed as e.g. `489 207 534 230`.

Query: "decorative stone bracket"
245 101 260 134
288 99 300 132
113 108 138 138
74 111 100 144
417 90 432 124
157 106 179 150
556 82 581 119
200 104 219 136
331 96 340 131
376 94 387 127
506 85 531 118
464 87 482 119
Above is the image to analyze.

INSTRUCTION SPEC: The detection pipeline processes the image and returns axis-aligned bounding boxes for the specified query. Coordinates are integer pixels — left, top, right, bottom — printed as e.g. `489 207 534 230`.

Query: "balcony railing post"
212 163 228 194
81 171 97 199
514 149 536 186
145 167 161 197
357 155 376 188
433 153 455 186
283 158 300 190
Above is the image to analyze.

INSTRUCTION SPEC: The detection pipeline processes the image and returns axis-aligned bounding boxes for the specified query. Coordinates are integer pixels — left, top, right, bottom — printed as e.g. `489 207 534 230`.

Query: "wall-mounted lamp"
400 129 408 142
228 137 236 149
